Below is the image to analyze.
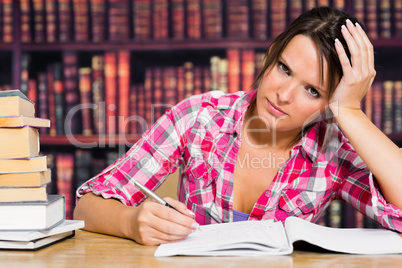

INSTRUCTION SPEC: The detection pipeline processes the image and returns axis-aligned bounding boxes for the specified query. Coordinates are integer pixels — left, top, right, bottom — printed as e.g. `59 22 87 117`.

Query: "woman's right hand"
127 197 199 246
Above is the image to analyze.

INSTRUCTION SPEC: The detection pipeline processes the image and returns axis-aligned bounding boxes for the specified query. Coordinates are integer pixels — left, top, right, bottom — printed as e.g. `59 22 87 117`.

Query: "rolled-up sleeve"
76 96 202 206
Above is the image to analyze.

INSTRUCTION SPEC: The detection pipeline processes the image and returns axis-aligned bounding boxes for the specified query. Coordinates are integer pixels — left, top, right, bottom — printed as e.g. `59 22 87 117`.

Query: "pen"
133 180 202 231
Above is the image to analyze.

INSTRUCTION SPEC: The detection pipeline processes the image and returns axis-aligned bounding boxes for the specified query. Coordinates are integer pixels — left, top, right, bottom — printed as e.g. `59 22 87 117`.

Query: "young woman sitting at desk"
74 6 402 246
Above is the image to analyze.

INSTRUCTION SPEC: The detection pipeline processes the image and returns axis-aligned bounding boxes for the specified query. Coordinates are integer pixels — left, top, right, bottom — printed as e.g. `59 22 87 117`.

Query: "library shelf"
40 134 141 147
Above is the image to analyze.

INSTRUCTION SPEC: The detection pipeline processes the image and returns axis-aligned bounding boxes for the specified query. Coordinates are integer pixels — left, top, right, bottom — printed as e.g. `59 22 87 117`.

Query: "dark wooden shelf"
40 134 141 147
20 38 402 51
0 43 13 50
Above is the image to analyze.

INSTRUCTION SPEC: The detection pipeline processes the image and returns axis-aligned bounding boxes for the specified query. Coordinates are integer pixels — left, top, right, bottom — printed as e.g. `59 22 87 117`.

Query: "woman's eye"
278 62 289 74
307 88 320 98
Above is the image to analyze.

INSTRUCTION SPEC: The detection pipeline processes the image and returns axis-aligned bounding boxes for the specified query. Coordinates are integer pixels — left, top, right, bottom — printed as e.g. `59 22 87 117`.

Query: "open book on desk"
154 216 402 257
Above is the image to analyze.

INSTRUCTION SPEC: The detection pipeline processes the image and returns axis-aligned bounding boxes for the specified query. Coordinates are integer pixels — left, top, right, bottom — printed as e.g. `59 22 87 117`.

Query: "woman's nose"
276 81 297 104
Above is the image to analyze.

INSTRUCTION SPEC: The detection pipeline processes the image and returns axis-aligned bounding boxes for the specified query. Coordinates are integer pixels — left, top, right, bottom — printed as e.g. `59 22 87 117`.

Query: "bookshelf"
2 0 402 224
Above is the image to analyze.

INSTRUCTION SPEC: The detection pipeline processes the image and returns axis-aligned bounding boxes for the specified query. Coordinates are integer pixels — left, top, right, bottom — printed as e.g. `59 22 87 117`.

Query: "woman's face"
254 34 330 136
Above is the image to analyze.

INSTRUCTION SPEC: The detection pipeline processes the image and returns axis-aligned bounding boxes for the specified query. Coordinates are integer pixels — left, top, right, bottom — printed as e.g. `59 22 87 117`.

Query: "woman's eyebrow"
280 56 328 97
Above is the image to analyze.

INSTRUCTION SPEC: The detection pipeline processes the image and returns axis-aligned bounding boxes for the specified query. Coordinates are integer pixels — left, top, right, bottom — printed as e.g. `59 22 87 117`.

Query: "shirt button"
296 199 302 206
265 190 271 197
283 167 288 173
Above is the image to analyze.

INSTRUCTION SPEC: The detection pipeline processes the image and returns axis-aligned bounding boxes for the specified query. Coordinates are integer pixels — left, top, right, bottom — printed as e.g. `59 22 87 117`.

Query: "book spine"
79 67 93 136
28 79 38 107
270 0 286 38
2 0 13 43
171 0 185 40
56 153 74 220
227 48 240 93
184 62 194 98
202 0 222 39
73 0 89 42
118 50 130 134
104 52 117 134
90 0 106 42
210 56 219 91
395 0 402 38
383 80 393 135
45 0 57 43
163 67 178 111
20 0 32 43
193 66 202 95
53 63 65 135
395 81 402 133
129 84 137 134
63 51 81 135
136 84 146 134
92 54 105 135
74 149 92 190
241 49 255 92
304 0 316 12
225 0 249 39
202 66 211 92
152 67 163 122
333 0 345 11
366 0 378 40
38 72 49 135
353 0 365 30
177 66 185 102
289 0 302 24
379 0 391 39
33 0 46 43
109 0 130 42
47 65 57 136
58 0 72 42
20 54 30 96
153 0 169 39
143 68 152 127
217 58 228 92
133 0 152 40
187 0 202 39
250 0 267 40
372 81 383 130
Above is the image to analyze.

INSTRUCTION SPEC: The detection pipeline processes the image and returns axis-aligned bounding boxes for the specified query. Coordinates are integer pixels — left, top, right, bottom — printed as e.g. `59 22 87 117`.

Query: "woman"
74 6 402 246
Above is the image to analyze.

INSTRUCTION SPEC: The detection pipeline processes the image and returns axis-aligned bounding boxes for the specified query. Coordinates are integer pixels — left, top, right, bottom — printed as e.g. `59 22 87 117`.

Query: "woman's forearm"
335 107 402 209
73 193 135 239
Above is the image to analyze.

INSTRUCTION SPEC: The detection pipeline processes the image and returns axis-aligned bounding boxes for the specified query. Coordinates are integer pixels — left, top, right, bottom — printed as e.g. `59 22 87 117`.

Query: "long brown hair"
251 6 364 148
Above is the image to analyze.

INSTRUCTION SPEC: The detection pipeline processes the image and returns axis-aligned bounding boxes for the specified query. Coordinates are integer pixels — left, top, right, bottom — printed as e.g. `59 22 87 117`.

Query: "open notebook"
154 217 402 257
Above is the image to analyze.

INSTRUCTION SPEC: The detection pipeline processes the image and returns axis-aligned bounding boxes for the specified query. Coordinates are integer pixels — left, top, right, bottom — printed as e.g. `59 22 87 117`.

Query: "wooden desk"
0 230 401 268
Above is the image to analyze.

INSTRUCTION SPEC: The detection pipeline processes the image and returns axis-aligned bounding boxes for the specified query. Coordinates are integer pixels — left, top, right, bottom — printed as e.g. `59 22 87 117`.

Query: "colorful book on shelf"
251 0 268 40
270 0 287 38
105 52 117 134
0 127 39 159
0 219 84 242
379 0 392 39
395 0 402 38
241 49 256 91
383 81 393 135
0 195 64 230
20 0 32 43
38 73 49 135
0 90 34 117
0 169 51 187
144 68 153 126
20 54 30 96
78 67 93 136
2 0 13 43
56 153 74 220
90 0 106 42
0 156 47 174
153 0 169 39
73 0 89 42
58 0 72 42
33 0 45 43
395 81 402 133
92 54 105 135
171 0 185 39
202 0 222 39
366 0 378 40
118 50 130 134
225 0 249 39
193 66 202 96
153 67 163 121
133 0 152 40
45 0 57 43
184 62 194 99
227 49 240 93
53 63 65 135
289 0 302 25
109 0 130 41
187 0 202 39
63 51 81 135
0 185 47 203
47 64 57 136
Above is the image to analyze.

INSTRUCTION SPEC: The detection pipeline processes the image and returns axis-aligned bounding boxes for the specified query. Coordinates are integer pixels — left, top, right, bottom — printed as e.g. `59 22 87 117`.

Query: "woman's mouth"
266 99 287 117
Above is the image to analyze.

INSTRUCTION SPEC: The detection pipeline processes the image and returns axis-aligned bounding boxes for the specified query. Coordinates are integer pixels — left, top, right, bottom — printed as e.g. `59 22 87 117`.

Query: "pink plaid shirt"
77 90 402 231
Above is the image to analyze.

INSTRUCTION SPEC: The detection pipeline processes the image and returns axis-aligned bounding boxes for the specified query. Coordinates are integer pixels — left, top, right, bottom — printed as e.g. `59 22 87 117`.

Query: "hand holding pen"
131 180 201 245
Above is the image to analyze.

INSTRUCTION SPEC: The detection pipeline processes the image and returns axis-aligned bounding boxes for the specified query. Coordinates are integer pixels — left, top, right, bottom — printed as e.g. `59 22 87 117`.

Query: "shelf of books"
0 0 400 228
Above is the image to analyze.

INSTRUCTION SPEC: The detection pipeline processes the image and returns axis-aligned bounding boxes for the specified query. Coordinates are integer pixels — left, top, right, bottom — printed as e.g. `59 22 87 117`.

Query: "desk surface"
0 230 401 268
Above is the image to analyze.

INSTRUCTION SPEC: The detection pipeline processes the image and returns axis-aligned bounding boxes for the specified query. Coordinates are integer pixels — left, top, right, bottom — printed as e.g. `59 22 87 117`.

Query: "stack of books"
0 90 84 250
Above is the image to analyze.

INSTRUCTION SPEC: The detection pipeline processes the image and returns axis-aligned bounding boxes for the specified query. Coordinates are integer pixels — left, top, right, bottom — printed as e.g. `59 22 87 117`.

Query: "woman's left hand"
330 19 376 115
